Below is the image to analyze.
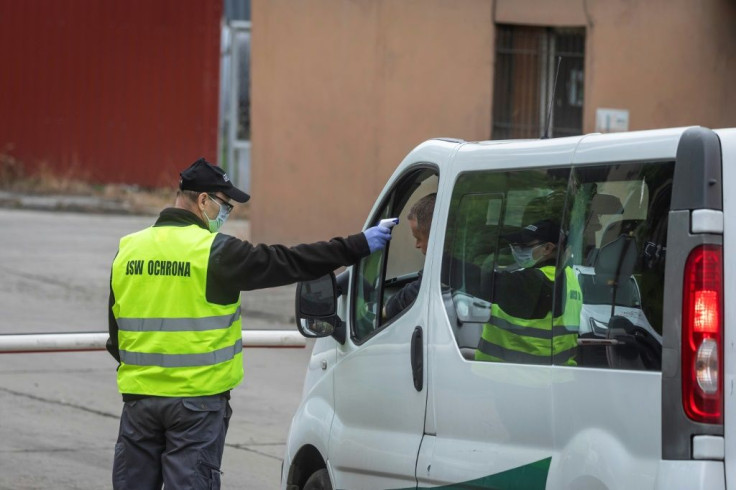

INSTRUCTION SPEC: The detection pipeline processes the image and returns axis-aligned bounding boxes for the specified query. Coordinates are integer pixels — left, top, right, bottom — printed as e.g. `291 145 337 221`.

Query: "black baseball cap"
503 219 560 245
179 158 250 203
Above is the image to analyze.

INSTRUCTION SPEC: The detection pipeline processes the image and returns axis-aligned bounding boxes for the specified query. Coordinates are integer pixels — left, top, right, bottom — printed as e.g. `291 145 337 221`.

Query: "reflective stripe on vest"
117 311 241 332
120 338 243 367
111 224 243 397
476 265 582 365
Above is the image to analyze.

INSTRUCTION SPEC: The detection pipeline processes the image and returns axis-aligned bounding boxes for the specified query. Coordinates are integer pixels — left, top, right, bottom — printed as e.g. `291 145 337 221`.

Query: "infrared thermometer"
379 218 399 230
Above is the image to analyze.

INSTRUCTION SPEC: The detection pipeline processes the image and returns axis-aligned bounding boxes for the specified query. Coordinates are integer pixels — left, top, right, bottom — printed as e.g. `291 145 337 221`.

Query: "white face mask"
203 195 231 233
510 243 543 268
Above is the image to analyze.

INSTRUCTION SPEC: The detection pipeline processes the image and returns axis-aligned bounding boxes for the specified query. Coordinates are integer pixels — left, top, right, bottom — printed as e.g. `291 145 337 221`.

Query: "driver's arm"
383 271 423 321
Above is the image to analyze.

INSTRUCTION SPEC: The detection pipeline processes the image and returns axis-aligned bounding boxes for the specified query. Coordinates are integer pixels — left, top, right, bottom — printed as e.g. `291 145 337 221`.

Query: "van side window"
441 169 570 363
565 162 674 370
352 169 438 343
441 162 674 370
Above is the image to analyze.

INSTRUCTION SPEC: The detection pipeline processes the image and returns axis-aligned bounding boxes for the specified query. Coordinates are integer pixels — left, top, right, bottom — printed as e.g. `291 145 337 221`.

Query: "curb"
0 191 139 215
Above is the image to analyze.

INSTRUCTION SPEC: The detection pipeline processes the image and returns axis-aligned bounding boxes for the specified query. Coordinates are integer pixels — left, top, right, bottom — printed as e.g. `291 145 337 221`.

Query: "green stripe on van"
396 457 551 490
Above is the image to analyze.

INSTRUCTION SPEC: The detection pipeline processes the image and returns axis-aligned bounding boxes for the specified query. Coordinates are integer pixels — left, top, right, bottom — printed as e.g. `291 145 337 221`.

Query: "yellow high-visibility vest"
111 224 243 396
476 265 582 365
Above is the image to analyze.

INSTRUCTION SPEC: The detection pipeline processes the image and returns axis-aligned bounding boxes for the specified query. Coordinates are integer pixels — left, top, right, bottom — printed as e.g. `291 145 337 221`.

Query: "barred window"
492 25 585 139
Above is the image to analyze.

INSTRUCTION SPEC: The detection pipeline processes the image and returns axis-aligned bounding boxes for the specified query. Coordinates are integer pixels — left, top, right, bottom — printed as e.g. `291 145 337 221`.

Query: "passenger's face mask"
203 195 232 233
510 243 543 268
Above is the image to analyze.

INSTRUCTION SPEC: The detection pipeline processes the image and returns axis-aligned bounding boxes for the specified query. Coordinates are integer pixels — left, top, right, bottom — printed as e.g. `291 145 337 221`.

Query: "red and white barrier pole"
0 330 305 354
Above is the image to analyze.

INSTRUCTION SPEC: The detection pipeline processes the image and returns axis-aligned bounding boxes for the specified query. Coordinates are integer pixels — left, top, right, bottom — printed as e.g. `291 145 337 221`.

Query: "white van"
281 127 735 489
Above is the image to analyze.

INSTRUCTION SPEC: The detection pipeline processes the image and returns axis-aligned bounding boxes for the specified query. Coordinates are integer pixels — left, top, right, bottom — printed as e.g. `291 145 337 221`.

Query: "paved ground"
0 205 312 490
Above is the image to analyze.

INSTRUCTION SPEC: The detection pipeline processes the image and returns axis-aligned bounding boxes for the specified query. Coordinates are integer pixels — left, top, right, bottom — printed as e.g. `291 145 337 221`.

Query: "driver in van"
383 193 436 321
475 219 583 365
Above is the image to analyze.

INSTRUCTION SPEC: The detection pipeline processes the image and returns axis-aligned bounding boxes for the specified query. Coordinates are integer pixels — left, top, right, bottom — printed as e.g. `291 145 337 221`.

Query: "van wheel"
303 468 332 490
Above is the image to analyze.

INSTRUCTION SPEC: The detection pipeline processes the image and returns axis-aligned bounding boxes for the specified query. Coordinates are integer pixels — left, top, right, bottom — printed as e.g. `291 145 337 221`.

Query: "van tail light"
682 245 723 424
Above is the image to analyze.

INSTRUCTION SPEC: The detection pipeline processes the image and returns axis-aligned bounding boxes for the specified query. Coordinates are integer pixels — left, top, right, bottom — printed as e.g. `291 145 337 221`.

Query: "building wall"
0 0 222 187
579 0 736 132
497 0 736 132
251 0 493 244
252 0 736 245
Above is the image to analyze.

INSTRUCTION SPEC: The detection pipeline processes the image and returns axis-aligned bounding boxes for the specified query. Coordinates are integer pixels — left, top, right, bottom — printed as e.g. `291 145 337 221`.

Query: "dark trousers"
112 395 232 490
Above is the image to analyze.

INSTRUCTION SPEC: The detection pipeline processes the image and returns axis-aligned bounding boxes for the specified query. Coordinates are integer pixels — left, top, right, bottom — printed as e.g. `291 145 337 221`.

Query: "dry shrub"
0 149 251 218
97 184 250 218
21 161 94 194
0 145 25 187
0 148 91 194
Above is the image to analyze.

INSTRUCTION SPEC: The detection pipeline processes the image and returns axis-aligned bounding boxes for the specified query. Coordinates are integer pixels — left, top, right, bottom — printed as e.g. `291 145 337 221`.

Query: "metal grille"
492 25 585 140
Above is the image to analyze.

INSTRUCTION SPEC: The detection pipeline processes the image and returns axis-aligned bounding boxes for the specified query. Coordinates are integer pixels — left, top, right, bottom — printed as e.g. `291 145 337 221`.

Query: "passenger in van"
383 193 436 321
475 219 583 365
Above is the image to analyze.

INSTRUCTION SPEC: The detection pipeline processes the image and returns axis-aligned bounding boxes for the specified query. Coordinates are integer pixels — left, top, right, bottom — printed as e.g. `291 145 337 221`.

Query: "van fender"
286 394 334 457
283 339 337 487
284 391 335 486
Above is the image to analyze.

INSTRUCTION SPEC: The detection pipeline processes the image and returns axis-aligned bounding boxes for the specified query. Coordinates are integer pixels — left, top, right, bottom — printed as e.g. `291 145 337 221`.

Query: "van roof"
430 126 704 147
390 127 704 182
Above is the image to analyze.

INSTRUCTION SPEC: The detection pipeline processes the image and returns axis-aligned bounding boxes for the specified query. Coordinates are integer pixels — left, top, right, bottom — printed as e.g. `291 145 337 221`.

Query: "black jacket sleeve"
206 232 371 304
106 272 120 363
384 272 423 321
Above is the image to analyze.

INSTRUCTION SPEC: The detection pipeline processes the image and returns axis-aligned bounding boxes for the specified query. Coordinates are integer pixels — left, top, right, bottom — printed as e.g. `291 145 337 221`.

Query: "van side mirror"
295 273 346 344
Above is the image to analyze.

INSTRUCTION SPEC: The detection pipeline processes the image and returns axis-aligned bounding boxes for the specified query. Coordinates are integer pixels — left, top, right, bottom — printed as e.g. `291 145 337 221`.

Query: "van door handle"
411 326 423 391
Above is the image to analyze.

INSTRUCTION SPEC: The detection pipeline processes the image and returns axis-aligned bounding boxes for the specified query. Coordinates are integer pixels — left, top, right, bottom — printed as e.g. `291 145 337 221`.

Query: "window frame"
349 165 439 345
441 167 572 364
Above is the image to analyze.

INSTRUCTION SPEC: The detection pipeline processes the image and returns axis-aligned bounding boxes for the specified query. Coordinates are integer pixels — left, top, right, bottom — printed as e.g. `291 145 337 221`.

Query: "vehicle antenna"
542 56 562 139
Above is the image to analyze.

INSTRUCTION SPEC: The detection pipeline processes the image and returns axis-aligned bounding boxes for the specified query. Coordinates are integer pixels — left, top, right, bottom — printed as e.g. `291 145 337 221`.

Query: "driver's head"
407 193 436 256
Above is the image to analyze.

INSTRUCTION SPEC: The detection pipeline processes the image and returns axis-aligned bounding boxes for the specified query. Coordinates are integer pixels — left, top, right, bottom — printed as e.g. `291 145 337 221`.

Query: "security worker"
475 219 582 365
107 158 392 490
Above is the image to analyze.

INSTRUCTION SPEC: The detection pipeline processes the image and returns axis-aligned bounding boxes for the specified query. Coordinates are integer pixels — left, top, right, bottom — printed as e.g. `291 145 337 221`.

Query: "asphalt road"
0 208 311 490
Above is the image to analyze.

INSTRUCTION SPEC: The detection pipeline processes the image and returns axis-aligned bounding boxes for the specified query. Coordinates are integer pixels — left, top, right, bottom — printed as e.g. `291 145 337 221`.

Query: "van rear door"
657 127 726 488
716 128 736 489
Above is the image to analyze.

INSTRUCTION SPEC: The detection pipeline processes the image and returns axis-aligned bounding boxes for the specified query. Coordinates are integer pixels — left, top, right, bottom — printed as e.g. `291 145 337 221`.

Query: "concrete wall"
251 0 736 245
